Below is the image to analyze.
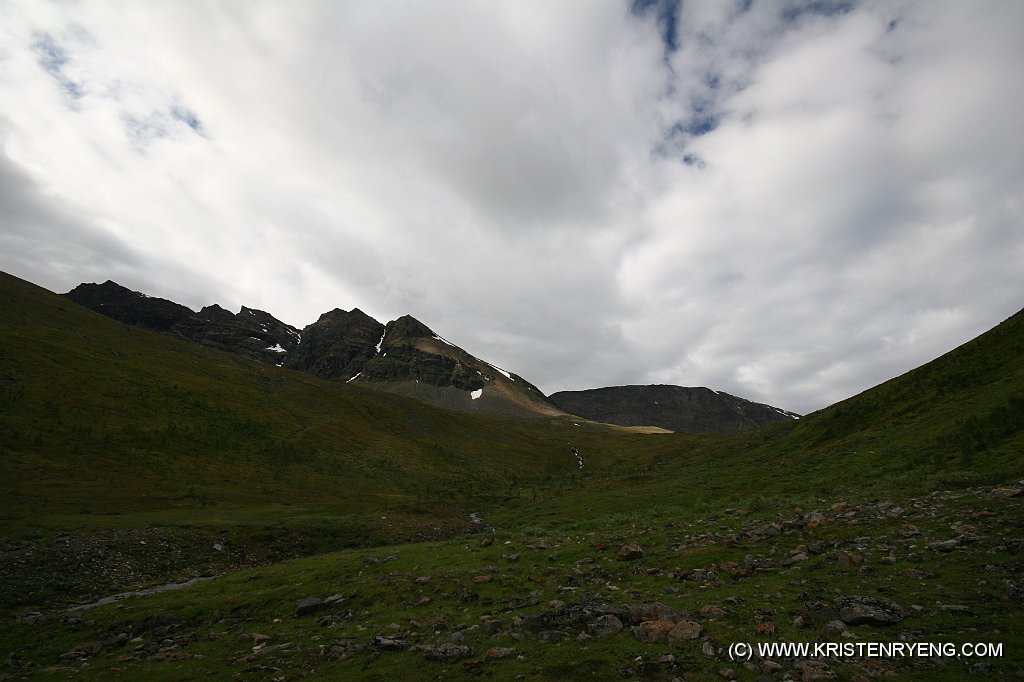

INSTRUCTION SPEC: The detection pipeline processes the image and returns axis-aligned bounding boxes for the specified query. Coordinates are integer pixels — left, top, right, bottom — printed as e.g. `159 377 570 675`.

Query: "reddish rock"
668 621 702 641
633 620 675 643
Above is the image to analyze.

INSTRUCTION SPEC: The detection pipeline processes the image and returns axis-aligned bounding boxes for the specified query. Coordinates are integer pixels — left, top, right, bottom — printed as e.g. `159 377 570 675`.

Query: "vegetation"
0 271 1022 679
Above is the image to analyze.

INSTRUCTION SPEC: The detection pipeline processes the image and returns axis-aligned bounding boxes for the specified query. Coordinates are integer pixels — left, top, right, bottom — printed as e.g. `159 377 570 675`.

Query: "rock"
420 643 473 662
803 512 826 529
794 660 836 680
792 615 806 628
371 636 407 651
322 638 363 661
634 620 676 643
625 602 684 624
588 615 623 637
702 640 717 658
837 551 864 568
473 575 493 583
700 605 726 618
548 599 565 610
414 575 431 584
617 543 644 561
928 540 960 552
992 487 1023 498
754 621 776 635
295 597 325 616
937 604 970 613
718 668 736 680
668 621 702 641
837 596 908 626
480 538 493 547
483 646 516 660
538 630 566 643
830 502 848 512
783 552 809 566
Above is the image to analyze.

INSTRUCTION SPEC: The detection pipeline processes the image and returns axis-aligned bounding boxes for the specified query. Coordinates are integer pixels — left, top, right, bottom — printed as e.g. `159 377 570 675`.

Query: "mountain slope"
64 280 565 418
64 281 301 366
549 384 798 432
2 271 598 533
355 315 562 418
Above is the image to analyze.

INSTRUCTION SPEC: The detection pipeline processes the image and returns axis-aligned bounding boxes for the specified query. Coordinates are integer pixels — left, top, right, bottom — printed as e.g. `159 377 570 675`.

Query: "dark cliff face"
548 384 798 433
64 281 193 332
359 316 485 391
63 282 300 365
285 308 384 380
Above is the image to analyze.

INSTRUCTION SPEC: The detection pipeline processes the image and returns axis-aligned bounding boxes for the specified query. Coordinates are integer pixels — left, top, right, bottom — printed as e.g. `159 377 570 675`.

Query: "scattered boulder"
668 621 702 641
419 643 473 662
483 646 516 661
837 596 908 626
588 614 623 636
633 620 675 643
371 636 407 651
617 543 644 561
794 659 836 681
295 597 325 617
700 605 726 618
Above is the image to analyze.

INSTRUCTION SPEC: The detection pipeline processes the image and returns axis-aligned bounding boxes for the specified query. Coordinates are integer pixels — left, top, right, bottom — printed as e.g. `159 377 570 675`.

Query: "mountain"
64 281 301 366
5 270 1024 680
548 384 798 432
64 280 562 418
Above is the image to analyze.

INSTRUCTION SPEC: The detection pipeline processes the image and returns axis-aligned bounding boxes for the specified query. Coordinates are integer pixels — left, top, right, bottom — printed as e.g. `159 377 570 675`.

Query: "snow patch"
432 333 455 347
346 372 361 383
470 389 483 400
374 331 385 354
486 362 513 380
265 343 287 353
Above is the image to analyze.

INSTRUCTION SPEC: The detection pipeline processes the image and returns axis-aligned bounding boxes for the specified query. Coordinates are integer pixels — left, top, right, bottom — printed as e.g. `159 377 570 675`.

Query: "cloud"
0 0 1021 414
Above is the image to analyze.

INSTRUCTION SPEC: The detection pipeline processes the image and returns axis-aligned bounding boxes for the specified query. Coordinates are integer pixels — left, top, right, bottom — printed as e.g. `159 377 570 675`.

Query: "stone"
588 615 623 637
928 540 960 552
617 543 644 561
838 596 908 626
992 487 1023 498
700 605 726 618
783 552 809 566
480 538 493 547
803 512 826 529
668 621 702 641
633 620 676 643
702 641 717 658
295 597 325 617
754 621 776 635
473 575 492 583
420 643 473 662
837 551 865 568
371 636 407 651
538 630 566 643
414 575 431 585
484 646 516 660
795 660 836 680
625 603 683 624
718 668 736 680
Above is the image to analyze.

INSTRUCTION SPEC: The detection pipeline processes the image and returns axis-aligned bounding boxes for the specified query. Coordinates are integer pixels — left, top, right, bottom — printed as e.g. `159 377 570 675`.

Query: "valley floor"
2 482 1021 681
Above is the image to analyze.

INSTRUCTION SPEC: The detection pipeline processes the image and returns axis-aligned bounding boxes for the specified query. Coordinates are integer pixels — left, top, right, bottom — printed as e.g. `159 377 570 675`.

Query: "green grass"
1 271 1023 679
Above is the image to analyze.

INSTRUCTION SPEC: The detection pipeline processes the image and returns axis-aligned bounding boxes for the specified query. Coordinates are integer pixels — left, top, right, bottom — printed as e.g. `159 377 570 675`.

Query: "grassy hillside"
1 271 1022 680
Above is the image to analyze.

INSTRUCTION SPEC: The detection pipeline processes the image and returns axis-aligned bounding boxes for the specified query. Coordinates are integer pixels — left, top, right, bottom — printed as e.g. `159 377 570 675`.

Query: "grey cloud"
1 1 1021 415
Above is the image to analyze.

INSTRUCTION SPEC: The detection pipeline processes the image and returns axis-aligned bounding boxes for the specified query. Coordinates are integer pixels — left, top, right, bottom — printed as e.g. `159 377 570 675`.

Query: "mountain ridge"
549 384 799 433
63 280 563 418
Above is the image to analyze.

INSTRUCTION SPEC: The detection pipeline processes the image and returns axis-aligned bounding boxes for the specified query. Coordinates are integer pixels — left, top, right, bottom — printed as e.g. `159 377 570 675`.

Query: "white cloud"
0 0 1021 414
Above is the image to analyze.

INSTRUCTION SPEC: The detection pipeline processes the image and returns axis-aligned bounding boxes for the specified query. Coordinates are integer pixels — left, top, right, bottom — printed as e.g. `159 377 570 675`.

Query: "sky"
1 0 1022 415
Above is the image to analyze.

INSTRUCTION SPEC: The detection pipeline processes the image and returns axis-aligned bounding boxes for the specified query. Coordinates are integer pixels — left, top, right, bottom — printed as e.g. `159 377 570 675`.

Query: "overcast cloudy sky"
1 0 1022 414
